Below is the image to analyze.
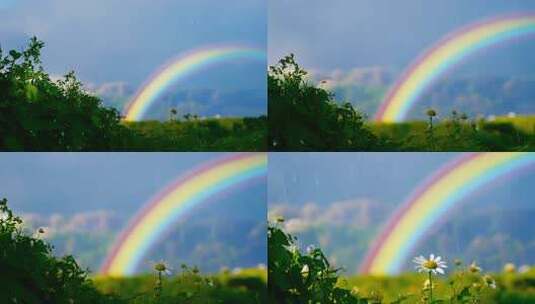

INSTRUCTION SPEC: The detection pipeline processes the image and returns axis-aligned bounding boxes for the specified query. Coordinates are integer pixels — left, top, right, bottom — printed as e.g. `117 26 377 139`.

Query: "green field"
122 116 267 151
369 115 535 151
93 267 267 304
341 271 535 304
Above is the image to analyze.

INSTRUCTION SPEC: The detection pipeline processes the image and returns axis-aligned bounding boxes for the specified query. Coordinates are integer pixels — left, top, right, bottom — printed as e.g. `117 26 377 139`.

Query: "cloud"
270 198 391 234
22 210 120 238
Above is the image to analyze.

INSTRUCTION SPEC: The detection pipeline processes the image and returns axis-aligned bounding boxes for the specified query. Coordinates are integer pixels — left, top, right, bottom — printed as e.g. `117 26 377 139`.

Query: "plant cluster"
0 198 121 303
268 54 380 151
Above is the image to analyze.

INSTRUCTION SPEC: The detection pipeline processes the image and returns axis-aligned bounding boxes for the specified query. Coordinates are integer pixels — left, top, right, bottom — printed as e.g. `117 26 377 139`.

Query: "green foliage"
0 38 133 151
124 116 267 151
371 114 535 151
0 198 122 303
268 54 381 151
94 266 267 304
268 220 367 303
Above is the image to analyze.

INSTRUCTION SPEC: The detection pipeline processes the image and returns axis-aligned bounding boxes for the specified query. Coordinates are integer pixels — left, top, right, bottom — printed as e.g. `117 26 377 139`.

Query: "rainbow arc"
361 152 535 275
375 13 535 122
100 153 267 276
123 46 265 121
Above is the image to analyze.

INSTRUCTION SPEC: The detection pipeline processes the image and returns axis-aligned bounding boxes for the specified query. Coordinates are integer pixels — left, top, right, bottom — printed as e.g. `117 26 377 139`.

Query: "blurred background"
268 152 535 274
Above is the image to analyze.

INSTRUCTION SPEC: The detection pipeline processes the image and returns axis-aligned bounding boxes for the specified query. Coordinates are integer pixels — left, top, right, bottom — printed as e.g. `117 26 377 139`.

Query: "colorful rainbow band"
375 13 535 122
100 153 267 276
123 46 266 121
361 152 535 275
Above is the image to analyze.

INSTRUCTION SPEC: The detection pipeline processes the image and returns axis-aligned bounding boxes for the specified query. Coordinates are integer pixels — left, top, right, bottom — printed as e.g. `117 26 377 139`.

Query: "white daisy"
469 261 482 273
152 260 172 275
301 264 309 277
413 254 447 275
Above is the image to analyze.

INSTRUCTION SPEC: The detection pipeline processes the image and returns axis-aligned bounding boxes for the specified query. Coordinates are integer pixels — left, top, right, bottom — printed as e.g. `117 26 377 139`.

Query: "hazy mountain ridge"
84 82 266 119
21 212 267 274
309 68 535 119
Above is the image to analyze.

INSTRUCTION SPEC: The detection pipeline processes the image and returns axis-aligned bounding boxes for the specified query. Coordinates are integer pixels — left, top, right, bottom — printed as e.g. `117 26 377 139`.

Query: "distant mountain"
271 200 535 274
309 68 535 119
85 82 266 119
22 212 267 274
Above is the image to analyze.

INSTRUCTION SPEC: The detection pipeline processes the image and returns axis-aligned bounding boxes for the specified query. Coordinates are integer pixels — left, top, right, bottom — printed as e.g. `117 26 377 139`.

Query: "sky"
0 152 265 218
269 0 535 76
268 152 535 210
0 0 266 116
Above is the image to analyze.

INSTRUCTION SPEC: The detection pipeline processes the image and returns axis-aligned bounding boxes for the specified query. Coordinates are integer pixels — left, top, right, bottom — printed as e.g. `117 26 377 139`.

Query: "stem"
429 271 433 304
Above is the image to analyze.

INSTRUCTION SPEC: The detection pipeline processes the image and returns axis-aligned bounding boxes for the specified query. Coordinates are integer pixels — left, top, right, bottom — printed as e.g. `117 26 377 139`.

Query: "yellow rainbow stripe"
363 152 535 274
123 46 265 121
376 14 535 122
101 153 267 276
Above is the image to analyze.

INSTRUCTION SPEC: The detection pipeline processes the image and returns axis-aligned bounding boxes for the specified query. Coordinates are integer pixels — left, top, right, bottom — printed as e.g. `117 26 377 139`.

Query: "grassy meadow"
93 267 267 304
122 116 267 151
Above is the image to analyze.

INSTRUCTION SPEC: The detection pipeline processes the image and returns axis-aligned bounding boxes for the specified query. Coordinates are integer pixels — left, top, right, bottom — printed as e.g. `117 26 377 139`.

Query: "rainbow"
361 152 535 275
123 46 266 121
375 13 535 122
100 153 267 276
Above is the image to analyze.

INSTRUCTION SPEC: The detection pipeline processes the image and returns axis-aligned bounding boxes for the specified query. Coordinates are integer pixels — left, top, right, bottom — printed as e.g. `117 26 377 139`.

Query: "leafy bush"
268 54 380 151
0 38 133 151
0 198 122 303
268 219 367 303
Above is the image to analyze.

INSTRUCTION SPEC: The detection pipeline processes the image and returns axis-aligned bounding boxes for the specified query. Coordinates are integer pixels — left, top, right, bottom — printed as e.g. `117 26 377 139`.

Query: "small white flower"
469 261 482 273
413 254 447 275
519 265 531 273
152 260 172 275
306 244 316 254
483 275 497 289
301 264 309 277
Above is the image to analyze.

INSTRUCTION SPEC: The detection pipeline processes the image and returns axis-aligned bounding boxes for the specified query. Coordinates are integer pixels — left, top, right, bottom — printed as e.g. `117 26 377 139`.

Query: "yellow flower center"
423 260 438 270
154 263 167 272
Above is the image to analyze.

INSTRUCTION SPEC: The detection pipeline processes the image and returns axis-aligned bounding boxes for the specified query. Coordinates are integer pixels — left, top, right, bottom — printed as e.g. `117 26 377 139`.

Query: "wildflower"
454 259 463 267
483 275 496 289
306 244 316 254
153 261 172 275
519 265 531 273
503 263 516 273
426 109 437 117
301 264 309 277
413 254 447 275
469 261 482 273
